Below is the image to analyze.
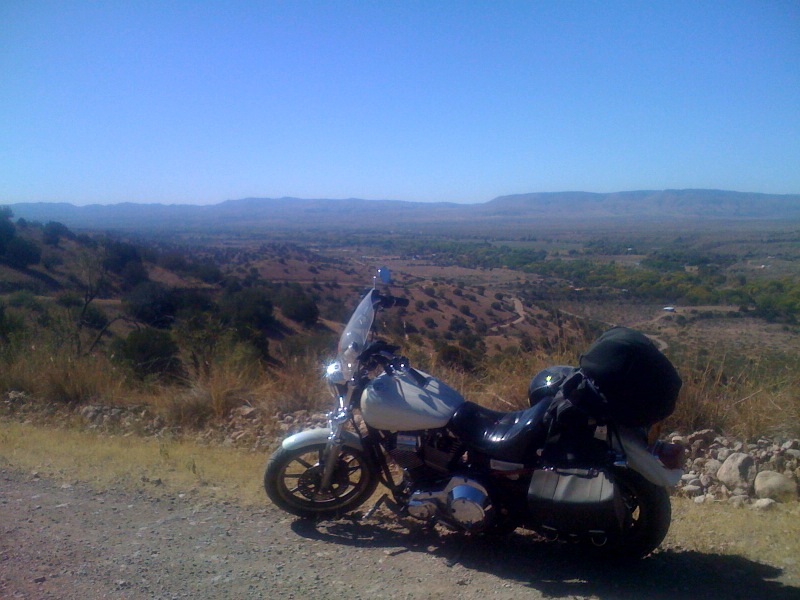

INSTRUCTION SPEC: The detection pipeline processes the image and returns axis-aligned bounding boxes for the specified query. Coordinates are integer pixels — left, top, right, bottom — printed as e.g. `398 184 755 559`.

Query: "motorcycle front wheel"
264 442 379 518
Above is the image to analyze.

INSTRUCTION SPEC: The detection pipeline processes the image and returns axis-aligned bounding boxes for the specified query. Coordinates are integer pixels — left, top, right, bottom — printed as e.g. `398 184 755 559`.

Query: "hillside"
7 189 800 235
481 189 800 219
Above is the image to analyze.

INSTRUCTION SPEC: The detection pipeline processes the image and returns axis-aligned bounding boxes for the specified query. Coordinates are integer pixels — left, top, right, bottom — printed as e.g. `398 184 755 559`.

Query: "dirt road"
1 467 798 600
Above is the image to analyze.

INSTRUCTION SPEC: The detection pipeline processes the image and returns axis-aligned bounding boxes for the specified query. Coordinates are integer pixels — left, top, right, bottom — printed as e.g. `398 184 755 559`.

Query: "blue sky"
2 1 799 205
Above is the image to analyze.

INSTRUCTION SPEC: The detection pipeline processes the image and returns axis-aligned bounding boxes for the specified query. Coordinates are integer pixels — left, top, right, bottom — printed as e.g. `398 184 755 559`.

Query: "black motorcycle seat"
448 399 551 463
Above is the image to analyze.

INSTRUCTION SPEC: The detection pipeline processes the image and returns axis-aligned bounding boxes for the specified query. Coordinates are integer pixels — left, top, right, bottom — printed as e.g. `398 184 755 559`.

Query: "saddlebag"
527 467 625 535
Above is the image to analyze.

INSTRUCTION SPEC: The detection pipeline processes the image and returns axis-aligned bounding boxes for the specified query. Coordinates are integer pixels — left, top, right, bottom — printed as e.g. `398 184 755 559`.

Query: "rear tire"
604 468 671 559
264 442 379 519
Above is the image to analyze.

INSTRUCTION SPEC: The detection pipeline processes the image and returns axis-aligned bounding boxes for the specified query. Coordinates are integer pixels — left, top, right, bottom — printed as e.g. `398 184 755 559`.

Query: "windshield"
337 289 376 380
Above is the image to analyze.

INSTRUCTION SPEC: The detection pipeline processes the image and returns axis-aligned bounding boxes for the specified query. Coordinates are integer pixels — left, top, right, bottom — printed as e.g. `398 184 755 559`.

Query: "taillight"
649 441 685 470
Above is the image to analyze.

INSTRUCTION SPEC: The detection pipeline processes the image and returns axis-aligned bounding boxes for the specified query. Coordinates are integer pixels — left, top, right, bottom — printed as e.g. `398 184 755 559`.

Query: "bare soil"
2 467 799 600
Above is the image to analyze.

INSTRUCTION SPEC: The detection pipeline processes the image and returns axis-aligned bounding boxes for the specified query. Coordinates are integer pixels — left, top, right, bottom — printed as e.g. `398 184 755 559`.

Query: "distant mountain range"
6 189 799 235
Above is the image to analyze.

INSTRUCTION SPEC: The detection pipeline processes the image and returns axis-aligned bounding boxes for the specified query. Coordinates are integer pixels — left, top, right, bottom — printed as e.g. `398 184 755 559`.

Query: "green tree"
4 236 41 268
0 207 16 255
220 287 276 357
43 221 73 246
103 240 143 274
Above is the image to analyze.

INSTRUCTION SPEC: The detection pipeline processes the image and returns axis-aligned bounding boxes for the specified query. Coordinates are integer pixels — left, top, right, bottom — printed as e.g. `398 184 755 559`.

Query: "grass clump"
667 348 800 439
1 345 124 405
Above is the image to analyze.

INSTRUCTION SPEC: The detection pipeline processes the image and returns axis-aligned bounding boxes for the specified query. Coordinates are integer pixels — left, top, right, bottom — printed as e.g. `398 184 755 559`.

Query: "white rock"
717 452 757 493
754 470 798 503
751 498 777 511
683 484 703 497
728 495 749 508
703 458 723 476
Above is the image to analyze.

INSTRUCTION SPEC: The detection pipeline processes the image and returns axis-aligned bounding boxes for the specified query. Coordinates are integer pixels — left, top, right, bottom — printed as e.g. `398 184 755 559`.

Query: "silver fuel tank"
360 371 466 432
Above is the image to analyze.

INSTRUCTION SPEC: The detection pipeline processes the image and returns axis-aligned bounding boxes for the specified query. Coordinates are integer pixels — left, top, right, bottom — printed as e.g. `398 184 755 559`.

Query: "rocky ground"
670 429 800 507
2 467 800 600
2 393 800 599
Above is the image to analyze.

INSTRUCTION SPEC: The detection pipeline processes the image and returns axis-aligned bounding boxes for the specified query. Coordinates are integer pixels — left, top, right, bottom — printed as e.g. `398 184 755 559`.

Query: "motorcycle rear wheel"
601 468 672 559
264 443 379 518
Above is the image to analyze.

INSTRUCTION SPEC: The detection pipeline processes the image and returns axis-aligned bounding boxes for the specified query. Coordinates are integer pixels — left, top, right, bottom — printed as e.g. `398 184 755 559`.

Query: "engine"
385 430 493 531
405 476 493 531
385 429 464 476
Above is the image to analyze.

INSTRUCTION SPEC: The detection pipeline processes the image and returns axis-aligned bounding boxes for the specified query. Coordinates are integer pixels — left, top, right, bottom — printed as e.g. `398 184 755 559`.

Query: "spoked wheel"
601 468 672 559
264 443 378 518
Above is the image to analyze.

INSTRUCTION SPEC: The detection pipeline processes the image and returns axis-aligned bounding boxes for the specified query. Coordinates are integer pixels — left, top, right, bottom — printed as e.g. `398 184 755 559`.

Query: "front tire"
264 442 379 518
604 468 672 559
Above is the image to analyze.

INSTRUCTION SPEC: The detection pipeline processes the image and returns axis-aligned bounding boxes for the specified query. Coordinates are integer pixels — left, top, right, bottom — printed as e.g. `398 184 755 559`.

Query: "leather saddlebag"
527 467 626 534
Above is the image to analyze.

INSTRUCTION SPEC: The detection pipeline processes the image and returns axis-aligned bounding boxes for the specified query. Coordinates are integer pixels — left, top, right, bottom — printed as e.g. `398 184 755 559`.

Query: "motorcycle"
264 269 684 559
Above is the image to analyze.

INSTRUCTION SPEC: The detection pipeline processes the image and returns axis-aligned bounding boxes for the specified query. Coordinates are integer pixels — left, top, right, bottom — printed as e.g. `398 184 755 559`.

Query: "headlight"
325 361 346 397
325 360 343 380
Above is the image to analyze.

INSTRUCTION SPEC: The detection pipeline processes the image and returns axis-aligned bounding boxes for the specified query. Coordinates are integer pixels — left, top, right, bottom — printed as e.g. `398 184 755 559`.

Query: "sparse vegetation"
0 213 798 440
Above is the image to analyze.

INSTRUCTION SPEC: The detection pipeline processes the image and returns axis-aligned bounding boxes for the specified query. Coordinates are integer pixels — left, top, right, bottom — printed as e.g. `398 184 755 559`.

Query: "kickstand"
362 493 401 520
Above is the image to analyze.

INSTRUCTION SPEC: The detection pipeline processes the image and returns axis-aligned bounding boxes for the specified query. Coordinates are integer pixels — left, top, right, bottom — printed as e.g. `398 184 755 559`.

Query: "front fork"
319 402 350 493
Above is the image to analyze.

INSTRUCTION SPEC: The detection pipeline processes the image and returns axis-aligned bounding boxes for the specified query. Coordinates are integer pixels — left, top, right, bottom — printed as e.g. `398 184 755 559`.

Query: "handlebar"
356 341 429 387
374 291 409 309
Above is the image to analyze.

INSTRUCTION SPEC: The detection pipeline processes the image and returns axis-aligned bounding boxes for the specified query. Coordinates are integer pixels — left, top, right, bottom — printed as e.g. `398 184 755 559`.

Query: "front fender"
281 427 364 453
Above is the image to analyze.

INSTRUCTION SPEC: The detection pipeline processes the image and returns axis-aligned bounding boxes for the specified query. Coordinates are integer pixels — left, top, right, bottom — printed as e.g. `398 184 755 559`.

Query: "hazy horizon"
6 187 800 209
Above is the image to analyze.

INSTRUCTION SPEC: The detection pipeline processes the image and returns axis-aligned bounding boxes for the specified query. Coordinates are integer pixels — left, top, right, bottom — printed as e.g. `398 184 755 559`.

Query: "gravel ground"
1 467 799 600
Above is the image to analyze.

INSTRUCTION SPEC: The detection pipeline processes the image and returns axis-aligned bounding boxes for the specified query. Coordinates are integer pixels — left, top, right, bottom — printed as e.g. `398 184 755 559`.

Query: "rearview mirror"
377 267 392 285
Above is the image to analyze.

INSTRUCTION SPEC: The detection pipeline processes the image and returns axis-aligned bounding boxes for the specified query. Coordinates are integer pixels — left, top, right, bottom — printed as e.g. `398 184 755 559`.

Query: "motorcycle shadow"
290 513 800 600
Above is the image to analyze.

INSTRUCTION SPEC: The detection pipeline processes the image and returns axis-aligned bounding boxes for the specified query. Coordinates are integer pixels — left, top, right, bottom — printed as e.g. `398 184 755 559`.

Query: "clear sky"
2 1 799 205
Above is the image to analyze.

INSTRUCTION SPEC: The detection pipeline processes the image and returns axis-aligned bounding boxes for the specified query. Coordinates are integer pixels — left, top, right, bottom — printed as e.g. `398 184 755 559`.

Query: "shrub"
436 343 477 372
277 288 319 326
120 261 150 289
8 290 42 311
0 303 25 343
123 282 177 328
112 328 184 380
56 292 83 308
80 304 109 330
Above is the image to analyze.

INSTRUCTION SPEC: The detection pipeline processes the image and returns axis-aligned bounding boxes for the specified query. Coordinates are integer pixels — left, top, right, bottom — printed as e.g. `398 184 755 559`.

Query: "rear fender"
617 426 682 487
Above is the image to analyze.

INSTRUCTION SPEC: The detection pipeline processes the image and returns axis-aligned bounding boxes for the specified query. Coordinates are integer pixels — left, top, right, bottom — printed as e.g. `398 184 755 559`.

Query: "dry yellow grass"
0 421 268 506
666 498 800 578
